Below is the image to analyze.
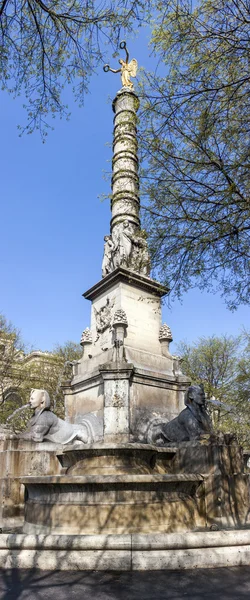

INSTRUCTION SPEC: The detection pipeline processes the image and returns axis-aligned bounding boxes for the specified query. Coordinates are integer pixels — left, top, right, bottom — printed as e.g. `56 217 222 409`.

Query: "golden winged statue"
103 41 138 90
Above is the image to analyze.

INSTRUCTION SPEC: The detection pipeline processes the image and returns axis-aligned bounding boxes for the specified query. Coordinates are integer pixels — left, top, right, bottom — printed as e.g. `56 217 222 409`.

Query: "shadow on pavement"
1 567 250 600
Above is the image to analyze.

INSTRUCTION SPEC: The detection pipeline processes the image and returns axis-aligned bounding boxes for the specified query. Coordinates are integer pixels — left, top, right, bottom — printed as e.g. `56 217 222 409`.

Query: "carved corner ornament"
113 308 128 328
80 327 92 346
159 323 173 342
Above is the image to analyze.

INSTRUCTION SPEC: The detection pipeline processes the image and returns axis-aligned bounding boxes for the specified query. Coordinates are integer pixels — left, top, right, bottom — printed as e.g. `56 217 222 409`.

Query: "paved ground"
0 567 250 600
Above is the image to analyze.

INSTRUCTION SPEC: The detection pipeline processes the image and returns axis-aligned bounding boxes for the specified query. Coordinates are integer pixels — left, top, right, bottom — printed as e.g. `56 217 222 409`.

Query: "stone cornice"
83 267 169 301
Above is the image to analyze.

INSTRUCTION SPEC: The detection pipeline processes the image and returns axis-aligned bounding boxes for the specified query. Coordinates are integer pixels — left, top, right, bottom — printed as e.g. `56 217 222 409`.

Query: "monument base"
20 437 250 535
64 267 190 443
1 530 250 571
1 436 249 570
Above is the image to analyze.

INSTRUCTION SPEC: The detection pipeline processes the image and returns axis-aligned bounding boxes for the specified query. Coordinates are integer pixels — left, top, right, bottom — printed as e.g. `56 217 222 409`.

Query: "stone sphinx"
147 385 213 445
20 389 97 444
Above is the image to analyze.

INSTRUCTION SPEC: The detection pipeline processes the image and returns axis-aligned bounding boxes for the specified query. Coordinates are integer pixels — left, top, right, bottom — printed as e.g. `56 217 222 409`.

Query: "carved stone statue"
117 220 134 267
102 222 150 278
132 235 151 276
147 385 213 444
102 225 132 274
103 40 138 90
119 221 150 275
19 389 96 444
102 235 117 277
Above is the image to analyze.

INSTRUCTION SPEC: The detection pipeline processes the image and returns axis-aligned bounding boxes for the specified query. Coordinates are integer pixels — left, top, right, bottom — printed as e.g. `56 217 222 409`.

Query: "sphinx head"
184 384 205 408
29 389 50 411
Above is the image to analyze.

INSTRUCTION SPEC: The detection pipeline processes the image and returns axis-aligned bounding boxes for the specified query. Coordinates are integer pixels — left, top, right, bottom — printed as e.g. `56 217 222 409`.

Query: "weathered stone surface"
83 270 165 358
171 436 250 529
21 472 205 535
99 363 132 442
132 546 250 571
18 433 250 537
1 530 250 570
18 434 250 536
63 267 189 442
0 437 61 523
0 548 132 571
56 444 177 476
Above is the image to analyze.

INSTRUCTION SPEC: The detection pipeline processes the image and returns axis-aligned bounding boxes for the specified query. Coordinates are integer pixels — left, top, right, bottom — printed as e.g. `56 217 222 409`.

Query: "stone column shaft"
111 89 140 235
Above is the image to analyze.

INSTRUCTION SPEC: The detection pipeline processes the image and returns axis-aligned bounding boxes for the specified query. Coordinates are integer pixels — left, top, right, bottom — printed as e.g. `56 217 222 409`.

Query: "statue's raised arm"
103 41 138 90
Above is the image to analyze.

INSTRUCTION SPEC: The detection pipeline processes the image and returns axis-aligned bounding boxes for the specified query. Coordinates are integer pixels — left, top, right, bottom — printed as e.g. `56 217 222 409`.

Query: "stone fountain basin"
22 472 205 535
56 442 178 475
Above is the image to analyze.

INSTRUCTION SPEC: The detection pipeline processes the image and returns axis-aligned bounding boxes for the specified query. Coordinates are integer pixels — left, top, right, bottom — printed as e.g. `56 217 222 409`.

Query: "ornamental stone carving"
159 324 173 342
80 327 92 346
112 310 128 362
102 221 150 278
112 309 128 327
102 235 117 277
94 297 115 335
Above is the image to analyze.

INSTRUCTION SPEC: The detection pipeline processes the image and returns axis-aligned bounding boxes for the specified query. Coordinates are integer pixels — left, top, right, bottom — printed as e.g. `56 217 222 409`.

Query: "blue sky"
0 34 249 354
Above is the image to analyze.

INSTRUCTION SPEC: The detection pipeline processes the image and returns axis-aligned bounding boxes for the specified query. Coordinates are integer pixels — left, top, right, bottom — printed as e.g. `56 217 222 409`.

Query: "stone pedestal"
100 363 133 443
63 268 189 443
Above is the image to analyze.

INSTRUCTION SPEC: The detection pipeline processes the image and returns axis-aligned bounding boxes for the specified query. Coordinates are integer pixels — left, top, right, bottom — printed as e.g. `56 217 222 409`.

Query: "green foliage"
53 340 83 363
139 0 250 309
236 332 250 405
178 334 239 400
0 313 27 422
0 312 82 426
0 0 150 137
50 340 83 418
178 333 250 446
6 404 33 434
